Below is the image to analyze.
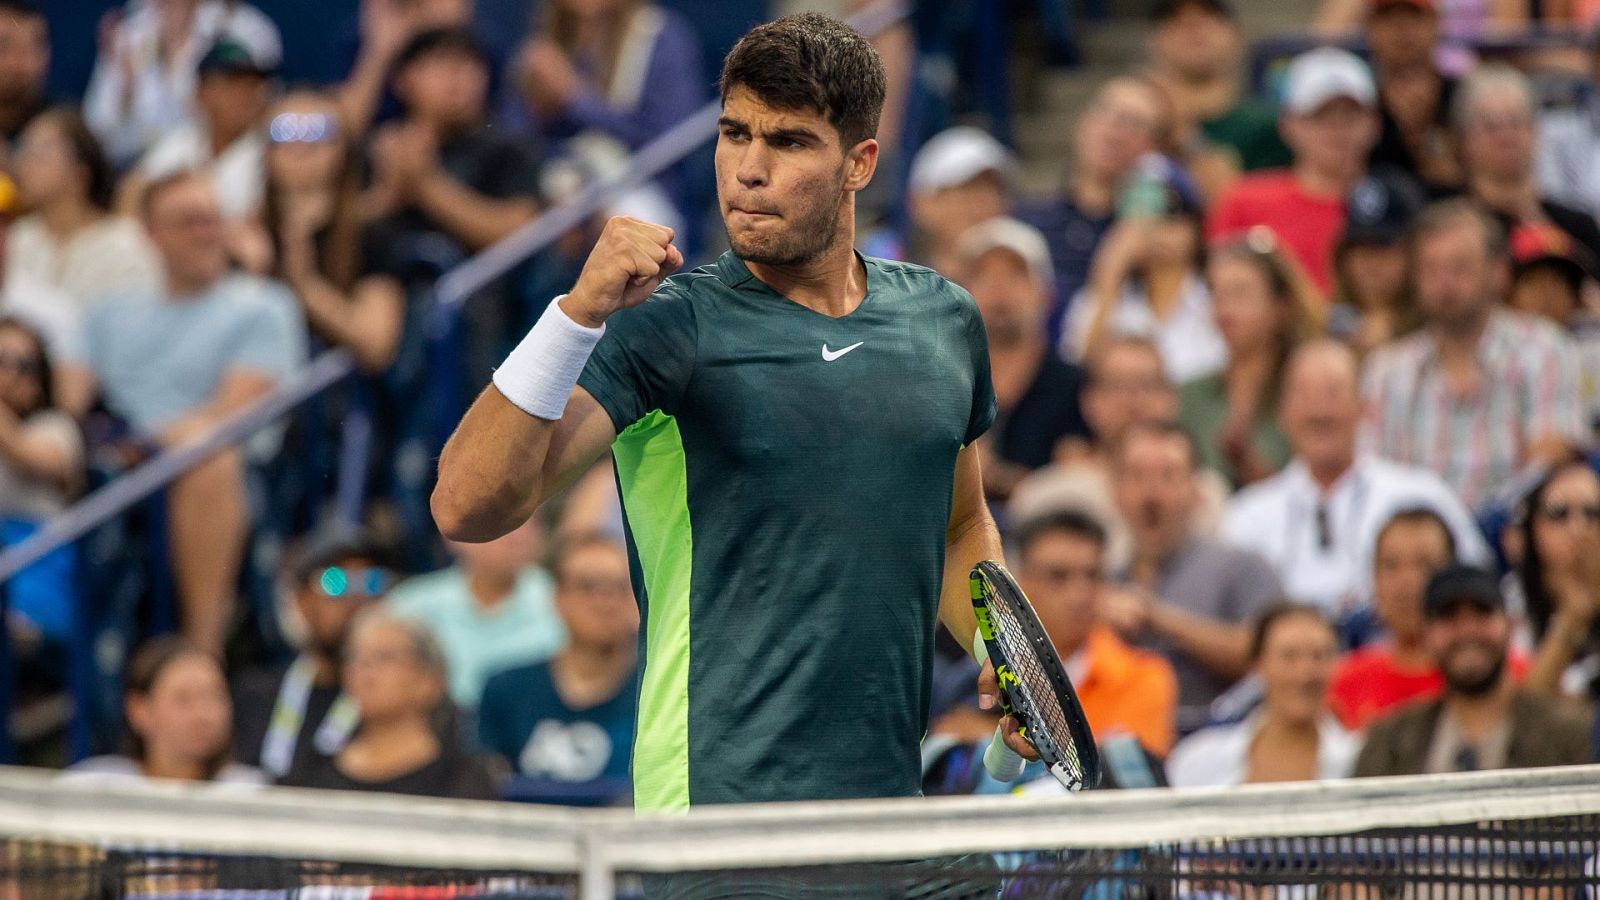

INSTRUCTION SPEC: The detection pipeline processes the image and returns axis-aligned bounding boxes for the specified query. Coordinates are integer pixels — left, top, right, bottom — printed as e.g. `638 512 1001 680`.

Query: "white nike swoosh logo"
821 341 864 362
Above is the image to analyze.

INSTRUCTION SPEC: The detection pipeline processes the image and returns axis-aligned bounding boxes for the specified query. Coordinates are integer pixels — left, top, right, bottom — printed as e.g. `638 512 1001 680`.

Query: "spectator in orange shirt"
1015 509 1179 756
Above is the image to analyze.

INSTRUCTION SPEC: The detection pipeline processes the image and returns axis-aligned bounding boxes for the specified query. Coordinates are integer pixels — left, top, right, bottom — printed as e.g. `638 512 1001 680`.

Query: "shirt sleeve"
956 284 997 445
1225 548 1283 623
576 287 699 432
229 283 308 383
1524 324 1586 446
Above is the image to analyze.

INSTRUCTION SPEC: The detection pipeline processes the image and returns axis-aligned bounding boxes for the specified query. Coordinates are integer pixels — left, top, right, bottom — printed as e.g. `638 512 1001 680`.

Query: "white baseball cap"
908 126 1017 195
1282 47 1376 115
955 216 1054 287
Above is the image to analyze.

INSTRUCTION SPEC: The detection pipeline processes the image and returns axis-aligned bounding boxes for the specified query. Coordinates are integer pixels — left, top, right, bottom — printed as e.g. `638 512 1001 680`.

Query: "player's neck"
745 218 866 318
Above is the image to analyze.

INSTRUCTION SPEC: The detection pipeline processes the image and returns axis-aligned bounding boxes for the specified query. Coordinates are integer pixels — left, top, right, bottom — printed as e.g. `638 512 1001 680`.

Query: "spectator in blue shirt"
387 515 566 709
478 532 637 806
85 171 306 656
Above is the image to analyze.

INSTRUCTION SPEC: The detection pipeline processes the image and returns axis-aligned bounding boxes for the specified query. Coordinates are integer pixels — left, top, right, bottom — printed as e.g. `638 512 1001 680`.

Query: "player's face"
554 541 638 648
715 86 876 268
1020 531 1101 655
1257 612 1338 727
1372 520 1452 644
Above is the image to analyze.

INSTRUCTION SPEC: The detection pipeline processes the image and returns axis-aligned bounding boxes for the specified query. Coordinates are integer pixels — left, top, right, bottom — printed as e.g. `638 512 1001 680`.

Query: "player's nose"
736 145 770 188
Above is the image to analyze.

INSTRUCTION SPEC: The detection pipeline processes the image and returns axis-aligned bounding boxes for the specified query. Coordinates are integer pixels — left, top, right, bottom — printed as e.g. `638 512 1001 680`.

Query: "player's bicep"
537 386 619 507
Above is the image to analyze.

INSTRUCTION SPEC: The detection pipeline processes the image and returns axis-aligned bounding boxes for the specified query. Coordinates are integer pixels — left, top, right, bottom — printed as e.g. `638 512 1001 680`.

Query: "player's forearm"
433 386 556 542
941 504 1004 659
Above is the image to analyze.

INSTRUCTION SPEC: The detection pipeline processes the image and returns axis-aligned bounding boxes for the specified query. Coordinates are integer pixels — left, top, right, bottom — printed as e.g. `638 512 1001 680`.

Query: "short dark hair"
1248 603 1335 662
1113 420 1201 472
1375 506 1457 561
719 13 886 148
393 26 488 76
122 637 231 779
1013 509 1108 561
291 529 399 588
0 0 42 21
35 107 115 212
0 315 55 417
1410 197 1508 261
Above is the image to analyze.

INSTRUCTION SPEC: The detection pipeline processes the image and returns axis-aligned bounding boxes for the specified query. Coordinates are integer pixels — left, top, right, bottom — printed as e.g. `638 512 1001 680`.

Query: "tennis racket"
971 560 1101 792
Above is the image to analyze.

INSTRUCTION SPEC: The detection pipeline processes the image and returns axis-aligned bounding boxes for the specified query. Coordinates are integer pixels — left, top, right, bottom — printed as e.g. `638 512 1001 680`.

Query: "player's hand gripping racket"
971 560 1101 792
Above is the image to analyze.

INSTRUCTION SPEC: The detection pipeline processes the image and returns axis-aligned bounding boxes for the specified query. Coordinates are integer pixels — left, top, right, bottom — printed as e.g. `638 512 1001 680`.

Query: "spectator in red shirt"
1329 507 1456 729
1207 47 1381 296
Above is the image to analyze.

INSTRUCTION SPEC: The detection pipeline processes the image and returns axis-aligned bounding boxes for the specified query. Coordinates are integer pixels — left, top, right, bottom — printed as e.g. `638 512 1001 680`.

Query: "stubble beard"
727 181 847 269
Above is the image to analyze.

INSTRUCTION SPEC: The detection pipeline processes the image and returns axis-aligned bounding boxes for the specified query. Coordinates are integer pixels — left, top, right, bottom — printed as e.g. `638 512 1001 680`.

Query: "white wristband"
492 296 605 420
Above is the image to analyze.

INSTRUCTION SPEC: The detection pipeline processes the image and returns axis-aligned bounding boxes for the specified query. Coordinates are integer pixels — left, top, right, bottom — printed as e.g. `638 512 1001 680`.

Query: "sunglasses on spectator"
317 565 394 599
1540 503 1600 525
269 112 339 145
0 351 41 378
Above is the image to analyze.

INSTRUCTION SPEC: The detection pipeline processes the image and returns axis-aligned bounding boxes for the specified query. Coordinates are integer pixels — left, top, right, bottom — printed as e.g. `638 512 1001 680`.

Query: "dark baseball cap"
1340 169 1424 247
1423 565 1505 618
1151 0 1236 23
197 35 278 78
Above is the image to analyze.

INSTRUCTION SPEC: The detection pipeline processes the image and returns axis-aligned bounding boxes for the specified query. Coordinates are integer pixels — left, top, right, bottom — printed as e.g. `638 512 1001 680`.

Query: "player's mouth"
729 206 780 220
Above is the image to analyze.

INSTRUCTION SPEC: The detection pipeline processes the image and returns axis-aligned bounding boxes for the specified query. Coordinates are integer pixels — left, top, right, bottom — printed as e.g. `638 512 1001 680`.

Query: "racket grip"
983 723 1026 782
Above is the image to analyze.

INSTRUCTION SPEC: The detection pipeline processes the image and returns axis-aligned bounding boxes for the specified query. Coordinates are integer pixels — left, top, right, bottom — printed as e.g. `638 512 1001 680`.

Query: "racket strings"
989 591 1083 775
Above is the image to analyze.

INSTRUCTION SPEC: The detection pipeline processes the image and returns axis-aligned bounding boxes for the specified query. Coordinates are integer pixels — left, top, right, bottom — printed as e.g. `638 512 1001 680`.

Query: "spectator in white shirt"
121 35 273 227
83 0 281 168
1167 604 1359 787
1225 340 1489 616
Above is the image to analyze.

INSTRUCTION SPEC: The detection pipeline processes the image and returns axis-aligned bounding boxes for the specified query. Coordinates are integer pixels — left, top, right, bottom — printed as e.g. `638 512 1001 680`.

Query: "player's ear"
843 137 879 193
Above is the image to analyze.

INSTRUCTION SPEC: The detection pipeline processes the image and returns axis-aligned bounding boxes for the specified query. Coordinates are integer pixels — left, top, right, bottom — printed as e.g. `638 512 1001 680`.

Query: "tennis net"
1 764 1598 898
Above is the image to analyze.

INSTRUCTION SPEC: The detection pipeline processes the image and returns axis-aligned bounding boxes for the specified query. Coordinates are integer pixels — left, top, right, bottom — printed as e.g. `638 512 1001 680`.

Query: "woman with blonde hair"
1179 226 1324 486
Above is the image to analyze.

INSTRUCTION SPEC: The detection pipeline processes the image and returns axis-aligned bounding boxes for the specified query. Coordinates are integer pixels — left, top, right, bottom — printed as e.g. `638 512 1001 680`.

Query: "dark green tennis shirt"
576 251 996 810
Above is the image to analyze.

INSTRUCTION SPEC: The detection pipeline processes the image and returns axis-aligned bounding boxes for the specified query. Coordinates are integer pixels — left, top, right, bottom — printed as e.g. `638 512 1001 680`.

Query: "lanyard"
1285 468 1371 574
260 656 360 777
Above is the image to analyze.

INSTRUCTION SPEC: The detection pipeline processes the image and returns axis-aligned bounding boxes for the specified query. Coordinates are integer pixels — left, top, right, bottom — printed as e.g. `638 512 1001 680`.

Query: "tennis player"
433 12 1035 812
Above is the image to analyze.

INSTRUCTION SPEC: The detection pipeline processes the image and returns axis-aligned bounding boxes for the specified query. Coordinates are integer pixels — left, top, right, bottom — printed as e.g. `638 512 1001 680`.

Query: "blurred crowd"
0 0 1596 805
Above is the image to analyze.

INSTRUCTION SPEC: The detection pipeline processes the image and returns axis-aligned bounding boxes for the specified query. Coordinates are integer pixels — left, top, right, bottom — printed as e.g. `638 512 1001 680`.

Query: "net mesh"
1 765 1598 899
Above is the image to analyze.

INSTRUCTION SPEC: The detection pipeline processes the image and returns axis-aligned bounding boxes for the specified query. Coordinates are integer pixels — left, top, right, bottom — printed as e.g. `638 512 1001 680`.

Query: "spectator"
260 89 405 373
955 217 1088 502
1329 170 1424 356
1225 340 1489 615
1329 508 1456 729
281 609 497 800
231 531 395 780
1505 223 1600 434
123 34 275 227
334 0 458 141
1208 47 1383 296
1366 0 1460 192
0 316 80 520
86 172 306 655
1179 227 1321 487
1362 198 1585 510
0 0 48 159
1016 510 1179 756
902 126 1015 275
386 516 565 710
1168 605 1358 786
365 26 542 386
1065 154 1225 383
1146 0 1290 173
1512 461 1600 699
1016 77 1167 345
1454 64 1600 269
1354 565 1591 775
1314 0 1526 42
83 0 281 168
478 533 636 804
1101 421 1282 734
1536 28 1600 224
66 637 267 786
9 107 161 312
511 0 704 194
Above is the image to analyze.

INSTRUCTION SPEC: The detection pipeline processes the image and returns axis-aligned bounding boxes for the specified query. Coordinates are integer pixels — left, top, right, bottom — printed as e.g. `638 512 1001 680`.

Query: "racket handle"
983 723 1026 782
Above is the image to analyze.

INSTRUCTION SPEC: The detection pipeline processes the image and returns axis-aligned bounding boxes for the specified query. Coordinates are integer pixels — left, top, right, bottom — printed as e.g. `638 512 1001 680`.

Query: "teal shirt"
385 567 566 709
578 252 996 810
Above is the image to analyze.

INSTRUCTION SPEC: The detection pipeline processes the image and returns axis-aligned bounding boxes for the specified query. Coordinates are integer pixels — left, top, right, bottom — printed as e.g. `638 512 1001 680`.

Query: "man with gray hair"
1363 199 1586 509
1454 63 1600 268
1536 29 1600 224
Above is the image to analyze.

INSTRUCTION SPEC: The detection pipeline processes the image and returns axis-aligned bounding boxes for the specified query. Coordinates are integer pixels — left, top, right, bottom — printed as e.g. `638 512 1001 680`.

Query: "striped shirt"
1361 310 1585 510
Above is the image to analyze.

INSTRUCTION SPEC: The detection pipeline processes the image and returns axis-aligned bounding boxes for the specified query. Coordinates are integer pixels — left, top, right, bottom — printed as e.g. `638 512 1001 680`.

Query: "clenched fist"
560 217 684 328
